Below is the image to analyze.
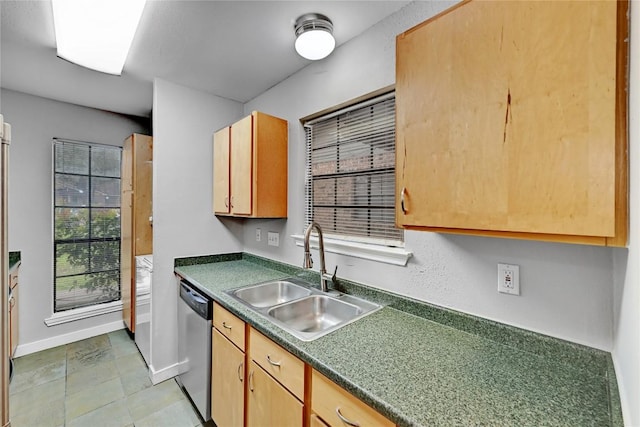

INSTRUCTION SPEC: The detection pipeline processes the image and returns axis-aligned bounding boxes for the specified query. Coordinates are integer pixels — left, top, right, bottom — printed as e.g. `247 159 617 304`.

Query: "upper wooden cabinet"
121 133 153 333
213 111 288 218
396 0 629 246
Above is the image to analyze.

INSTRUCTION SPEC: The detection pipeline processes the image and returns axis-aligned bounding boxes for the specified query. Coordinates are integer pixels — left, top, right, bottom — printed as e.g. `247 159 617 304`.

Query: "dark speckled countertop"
175 253 622 427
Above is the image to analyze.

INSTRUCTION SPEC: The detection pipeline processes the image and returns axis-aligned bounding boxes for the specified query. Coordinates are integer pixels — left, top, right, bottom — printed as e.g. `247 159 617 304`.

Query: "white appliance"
1 114 12 426
135 254 152 366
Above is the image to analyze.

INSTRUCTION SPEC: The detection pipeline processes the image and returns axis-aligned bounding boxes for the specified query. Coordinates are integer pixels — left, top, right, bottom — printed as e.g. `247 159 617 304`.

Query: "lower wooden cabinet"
311 369 395 427
247 360 303 427
249 328 304 400
310 413 330 427
211 328 244 427
209 305 394 427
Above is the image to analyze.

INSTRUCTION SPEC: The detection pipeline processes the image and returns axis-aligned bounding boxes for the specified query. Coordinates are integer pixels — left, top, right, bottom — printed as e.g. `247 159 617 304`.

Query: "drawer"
311 370 395 427
213 302 245 351
249 327 304 400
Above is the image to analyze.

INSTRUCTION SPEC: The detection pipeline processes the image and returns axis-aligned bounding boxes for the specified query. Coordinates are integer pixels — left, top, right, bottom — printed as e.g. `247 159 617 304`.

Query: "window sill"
291 235 412 266
44 300 123 326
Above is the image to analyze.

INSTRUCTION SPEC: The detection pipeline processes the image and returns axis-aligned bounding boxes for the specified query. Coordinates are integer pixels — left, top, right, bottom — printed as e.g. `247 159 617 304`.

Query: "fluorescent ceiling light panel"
52 0 146 75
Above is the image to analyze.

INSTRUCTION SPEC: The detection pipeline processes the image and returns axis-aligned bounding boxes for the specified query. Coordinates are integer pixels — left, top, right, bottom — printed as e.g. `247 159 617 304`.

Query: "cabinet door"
396 0 625 244
213 127 231 214
212 328 244 427
121 136 134 332
133 134 153 256
230 115 253 215
247 361 303 427
310 414 329 427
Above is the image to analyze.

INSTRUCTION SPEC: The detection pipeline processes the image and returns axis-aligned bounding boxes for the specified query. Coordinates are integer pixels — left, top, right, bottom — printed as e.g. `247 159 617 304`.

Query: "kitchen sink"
226 278 382 341
268 295 362 332
232 280 312 308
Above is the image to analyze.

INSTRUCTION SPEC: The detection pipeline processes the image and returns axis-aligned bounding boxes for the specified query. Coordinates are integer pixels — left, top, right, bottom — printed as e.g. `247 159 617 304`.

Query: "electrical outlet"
498 263 520 295
255 228 261 242
267 232 279 247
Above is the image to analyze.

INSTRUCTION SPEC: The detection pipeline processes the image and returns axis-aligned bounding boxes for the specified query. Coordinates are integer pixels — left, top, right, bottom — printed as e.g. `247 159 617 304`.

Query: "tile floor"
9 330 208 427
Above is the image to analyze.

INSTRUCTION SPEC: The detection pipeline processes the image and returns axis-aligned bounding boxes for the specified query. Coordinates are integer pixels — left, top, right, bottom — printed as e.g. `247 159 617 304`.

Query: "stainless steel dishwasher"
177 279 213 421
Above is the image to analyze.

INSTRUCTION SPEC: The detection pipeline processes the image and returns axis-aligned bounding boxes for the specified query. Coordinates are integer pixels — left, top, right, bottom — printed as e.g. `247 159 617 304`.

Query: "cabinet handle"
230 196 234 209
224 196 229 208
400 187 408 214
335 407 360 427
249 370 254 392
8 296 15 308
237 362 244 382
266 355 281 367
222 321 232 331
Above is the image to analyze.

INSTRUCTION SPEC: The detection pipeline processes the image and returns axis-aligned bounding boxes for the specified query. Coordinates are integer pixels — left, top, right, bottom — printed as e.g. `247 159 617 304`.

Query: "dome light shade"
294 13 335 60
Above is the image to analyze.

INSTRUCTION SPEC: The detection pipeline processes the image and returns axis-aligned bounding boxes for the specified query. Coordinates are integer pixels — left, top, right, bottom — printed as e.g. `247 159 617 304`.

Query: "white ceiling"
0 1 411 118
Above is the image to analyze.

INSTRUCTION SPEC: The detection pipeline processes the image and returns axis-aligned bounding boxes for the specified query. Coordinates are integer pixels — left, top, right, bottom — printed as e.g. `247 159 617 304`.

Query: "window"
53 139 122 312
304 92 402 246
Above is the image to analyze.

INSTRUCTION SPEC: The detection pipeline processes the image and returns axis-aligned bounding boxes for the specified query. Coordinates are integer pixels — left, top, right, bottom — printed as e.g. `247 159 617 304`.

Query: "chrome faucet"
303 222 337 292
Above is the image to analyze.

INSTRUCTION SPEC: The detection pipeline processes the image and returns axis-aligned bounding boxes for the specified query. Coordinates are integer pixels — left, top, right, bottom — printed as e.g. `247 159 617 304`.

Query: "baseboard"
149 361 182 385
13 320 125 357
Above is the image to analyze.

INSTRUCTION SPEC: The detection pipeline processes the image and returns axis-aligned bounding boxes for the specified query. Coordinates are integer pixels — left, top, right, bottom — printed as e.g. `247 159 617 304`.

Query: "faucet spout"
303 222 335 292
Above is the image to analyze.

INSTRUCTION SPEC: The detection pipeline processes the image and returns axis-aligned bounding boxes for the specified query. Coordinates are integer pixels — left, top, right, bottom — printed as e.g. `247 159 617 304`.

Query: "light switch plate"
256 228 261 242
498 263 520 295
267 232 279 247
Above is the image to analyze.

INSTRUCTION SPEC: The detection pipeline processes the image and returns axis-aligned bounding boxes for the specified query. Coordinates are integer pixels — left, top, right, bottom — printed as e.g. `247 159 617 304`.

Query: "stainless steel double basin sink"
226 278 382 341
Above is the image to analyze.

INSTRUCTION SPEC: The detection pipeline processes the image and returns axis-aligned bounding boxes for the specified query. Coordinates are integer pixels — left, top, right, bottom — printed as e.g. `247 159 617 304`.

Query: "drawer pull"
222 321 232 331
400 187 408 214
249 370 254 392
237 362 244 382
335 407 360 427
266 354 281 367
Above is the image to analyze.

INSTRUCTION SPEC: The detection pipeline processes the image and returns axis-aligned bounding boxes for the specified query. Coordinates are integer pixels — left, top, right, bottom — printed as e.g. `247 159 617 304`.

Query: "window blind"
53 139 122 312
304 93 402 245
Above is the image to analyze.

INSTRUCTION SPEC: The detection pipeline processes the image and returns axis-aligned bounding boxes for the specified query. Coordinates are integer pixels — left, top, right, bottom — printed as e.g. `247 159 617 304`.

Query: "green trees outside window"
53 140 122 312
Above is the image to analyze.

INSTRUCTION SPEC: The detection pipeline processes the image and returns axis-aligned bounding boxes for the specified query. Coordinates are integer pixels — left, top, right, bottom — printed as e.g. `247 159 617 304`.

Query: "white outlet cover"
267 232 279 247
498 263 520 295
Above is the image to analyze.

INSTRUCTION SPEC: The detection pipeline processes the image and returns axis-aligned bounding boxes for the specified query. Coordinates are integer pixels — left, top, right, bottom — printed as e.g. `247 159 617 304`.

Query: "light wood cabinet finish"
396 0 629 246
247 360 303 427
249 327 305 400
310 414 329 427
211 328 245 427
311 370 394 427
212 127 231 214
213 302 246 351
213 111 288 218
231 115 253 215
121 133 153 332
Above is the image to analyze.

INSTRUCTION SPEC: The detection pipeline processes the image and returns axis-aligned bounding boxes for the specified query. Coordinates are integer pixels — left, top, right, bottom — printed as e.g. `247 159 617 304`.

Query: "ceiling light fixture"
294 13 335 61
52 0 147 75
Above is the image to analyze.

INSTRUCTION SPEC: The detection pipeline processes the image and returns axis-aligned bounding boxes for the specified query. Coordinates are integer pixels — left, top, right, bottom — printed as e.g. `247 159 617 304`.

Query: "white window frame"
52 138 123 315
293 91 412 266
